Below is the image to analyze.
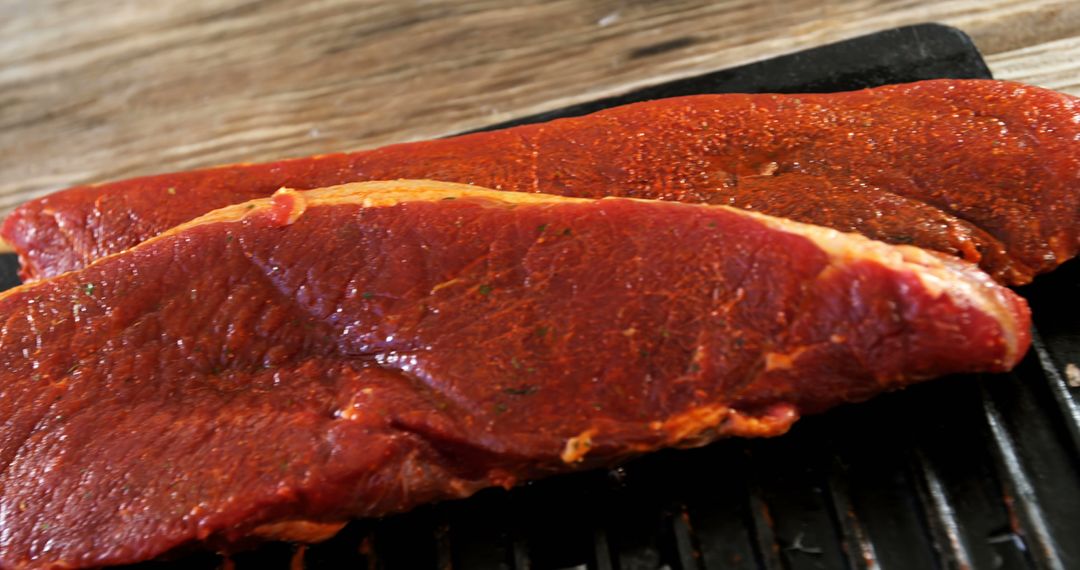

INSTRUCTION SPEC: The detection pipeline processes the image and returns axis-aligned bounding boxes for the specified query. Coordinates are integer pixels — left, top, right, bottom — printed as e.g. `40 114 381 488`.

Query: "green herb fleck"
639 349 650 358
537 223 548 234
38 522 50 531
660 328 671 339
534 326 549 338
493 402 509 414
688 362 701 373
245 204 256 210
362 291 375 299
503 384 538 396
478 284 492 296
82 283 95 296
707 221 718 229
225 234 234 243
442 196 457 200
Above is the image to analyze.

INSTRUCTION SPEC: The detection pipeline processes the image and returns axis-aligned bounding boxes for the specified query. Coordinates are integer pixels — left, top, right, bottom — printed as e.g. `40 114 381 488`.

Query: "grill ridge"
824 459 880 570
1029 332 1080 454
982 390 1065 570
911 448 976 569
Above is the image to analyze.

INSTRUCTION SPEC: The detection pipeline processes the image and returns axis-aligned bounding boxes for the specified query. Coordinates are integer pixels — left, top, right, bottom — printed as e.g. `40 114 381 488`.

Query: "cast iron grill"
2 23 1075 570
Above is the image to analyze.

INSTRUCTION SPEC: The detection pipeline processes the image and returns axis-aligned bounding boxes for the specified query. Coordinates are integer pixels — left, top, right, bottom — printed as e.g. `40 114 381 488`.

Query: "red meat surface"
4 80 1078 285
0 182 1030 568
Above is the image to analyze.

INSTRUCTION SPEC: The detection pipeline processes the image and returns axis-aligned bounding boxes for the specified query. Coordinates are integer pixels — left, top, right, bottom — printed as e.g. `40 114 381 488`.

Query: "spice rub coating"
0 181 1030 568
5 79 1078 284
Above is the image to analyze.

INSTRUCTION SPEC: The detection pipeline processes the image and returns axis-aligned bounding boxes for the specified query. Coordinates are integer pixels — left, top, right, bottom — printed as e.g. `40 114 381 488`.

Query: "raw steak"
4 80 1078 285
0 181 1030 568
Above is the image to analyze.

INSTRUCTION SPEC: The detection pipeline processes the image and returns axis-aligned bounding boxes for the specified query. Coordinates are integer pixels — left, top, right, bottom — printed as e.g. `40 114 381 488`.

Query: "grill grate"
1 23 1076 570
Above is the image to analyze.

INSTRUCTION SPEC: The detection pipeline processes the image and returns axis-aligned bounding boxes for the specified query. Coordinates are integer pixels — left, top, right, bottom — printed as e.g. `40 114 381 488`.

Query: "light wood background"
2 0 1079 219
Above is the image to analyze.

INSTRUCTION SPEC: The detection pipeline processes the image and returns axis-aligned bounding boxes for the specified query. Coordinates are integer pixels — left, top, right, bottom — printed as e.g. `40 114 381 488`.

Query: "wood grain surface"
2 0 1080 222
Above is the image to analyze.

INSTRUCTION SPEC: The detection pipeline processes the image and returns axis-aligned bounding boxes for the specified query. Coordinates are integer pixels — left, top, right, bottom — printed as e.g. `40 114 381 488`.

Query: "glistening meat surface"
0 181 1030 569
4 79 1078 284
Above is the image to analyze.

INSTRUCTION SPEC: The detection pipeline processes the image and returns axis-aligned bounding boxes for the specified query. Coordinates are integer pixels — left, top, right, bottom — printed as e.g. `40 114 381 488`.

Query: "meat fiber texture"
4 79 1078 286
0 181 1030 569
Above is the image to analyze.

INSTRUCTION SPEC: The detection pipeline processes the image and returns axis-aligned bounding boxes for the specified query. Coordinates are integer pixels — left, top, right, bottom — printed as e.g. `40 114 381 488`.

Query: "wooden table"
2 0 1079 221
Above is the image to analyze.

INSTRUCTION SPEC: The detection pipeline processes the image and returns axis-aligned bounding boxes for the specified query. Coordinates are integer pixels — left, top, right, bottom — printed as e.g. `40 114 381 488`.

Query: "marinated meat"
0 181 1030 568
4 80 1078 284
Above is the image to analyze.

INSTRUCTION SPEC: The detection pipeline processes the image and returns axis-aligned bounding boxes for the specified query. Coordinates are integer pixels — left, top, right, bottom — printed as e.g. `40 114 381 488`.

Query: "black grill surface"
2 23 1076 570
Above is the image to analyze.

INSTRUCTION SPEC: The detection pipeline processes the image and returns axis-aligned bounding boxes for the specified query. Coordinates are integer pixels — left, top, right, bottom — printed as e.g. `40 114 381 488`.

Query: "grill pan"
1 23 1076 570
